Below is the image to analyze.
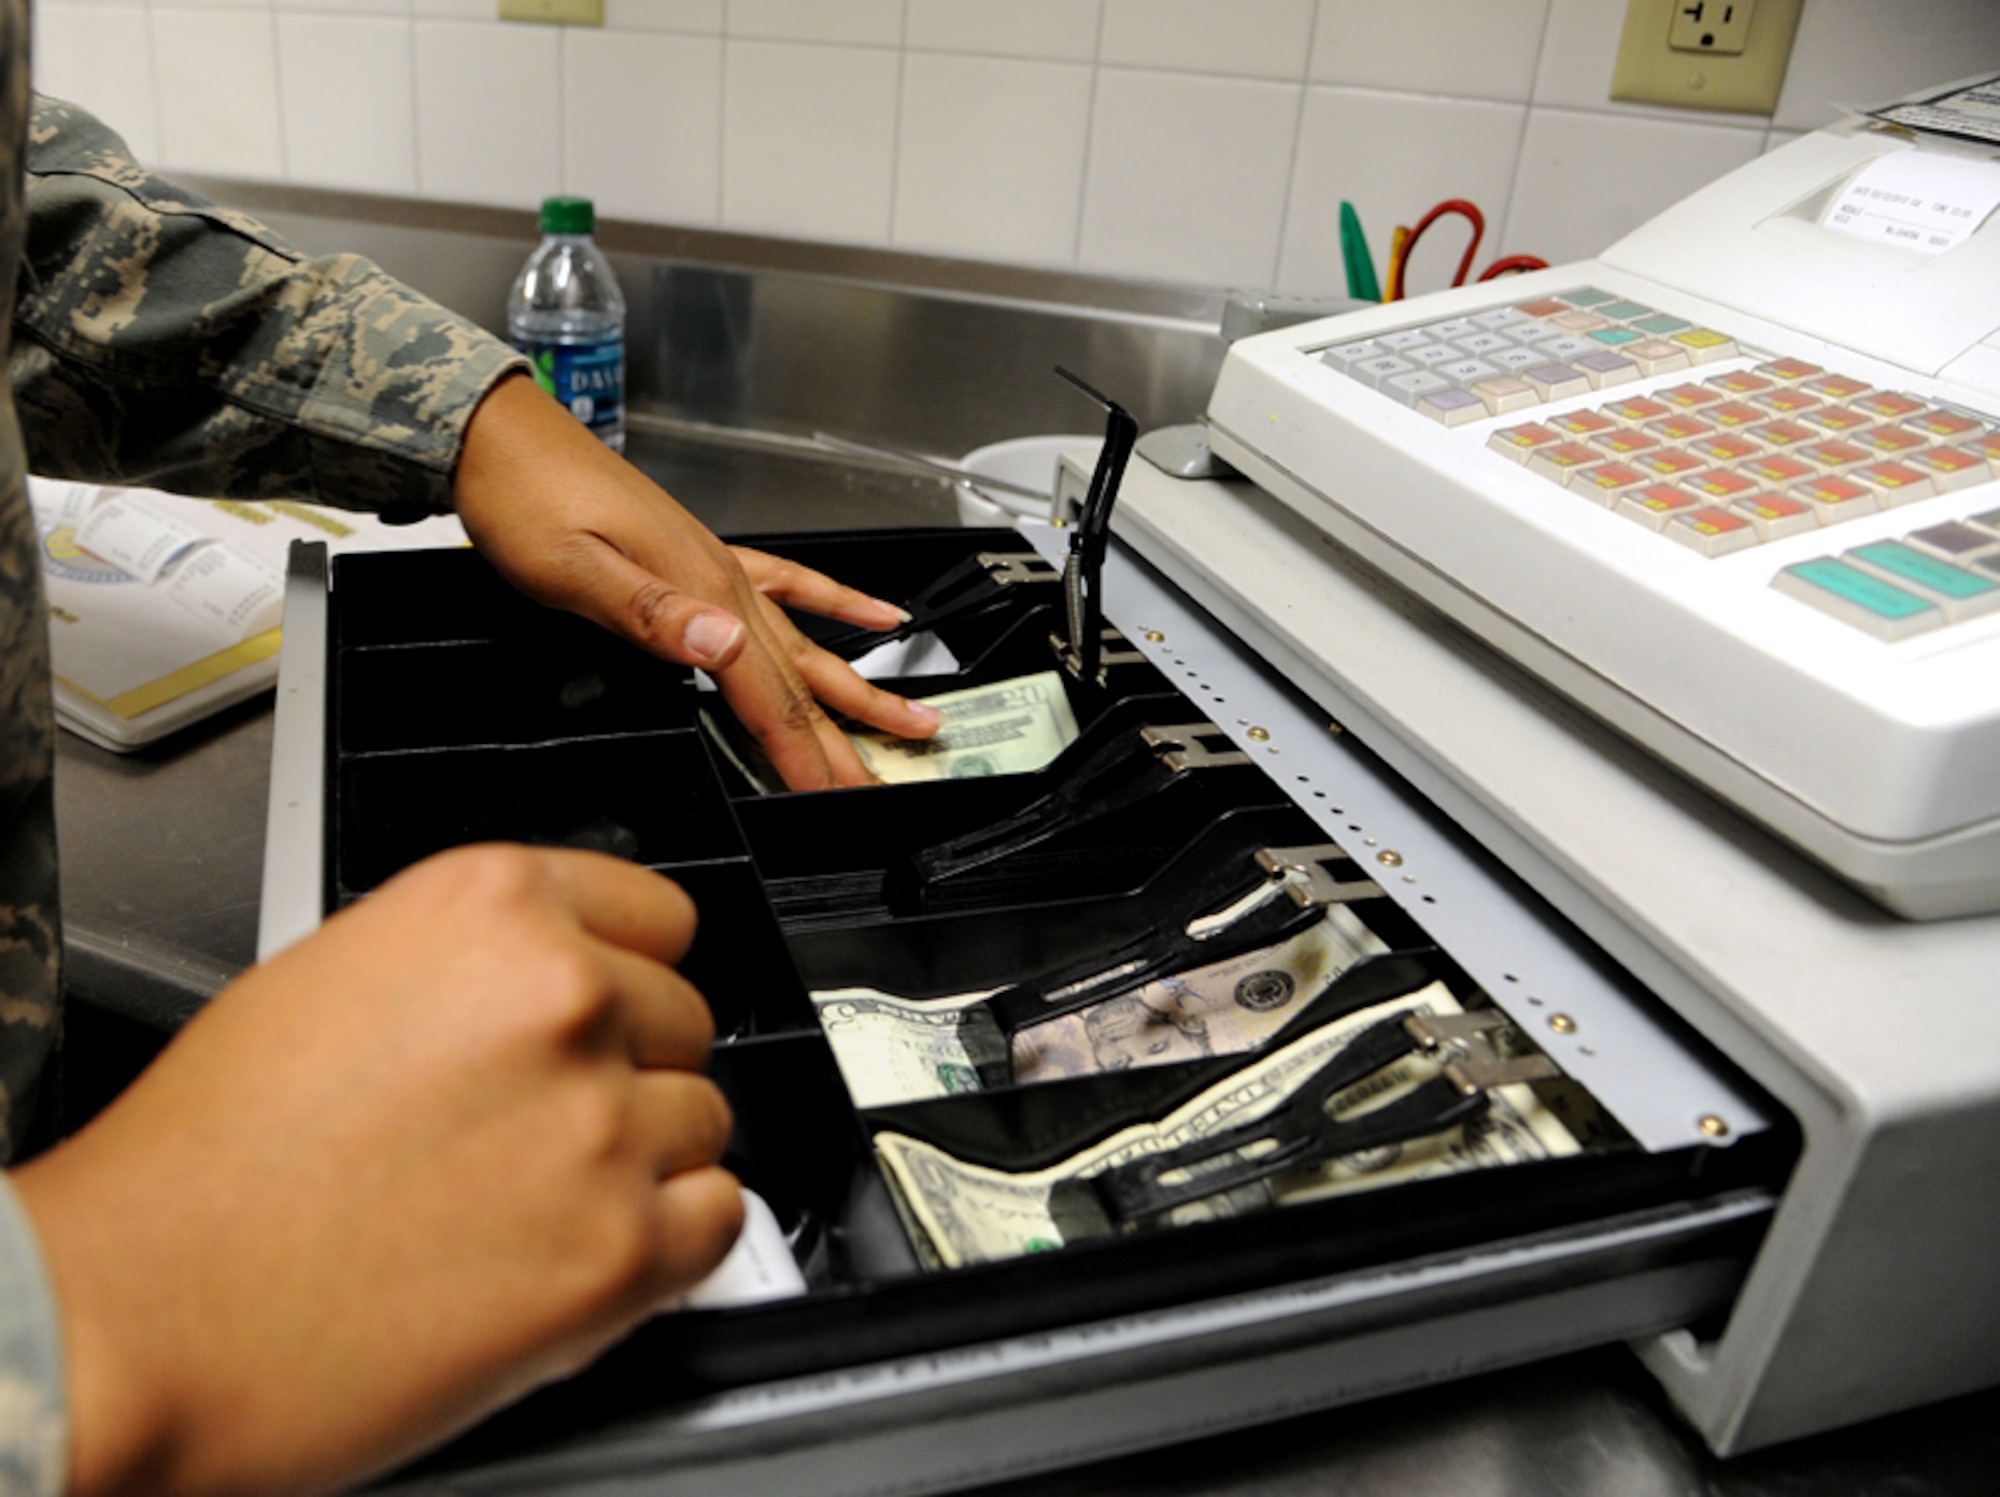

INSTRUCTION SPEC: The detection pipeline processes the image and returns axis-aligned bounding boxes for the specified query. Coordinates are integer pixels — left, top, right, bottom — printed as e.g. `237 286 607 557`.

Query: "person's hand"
12 845 741 1497
452 374 939 790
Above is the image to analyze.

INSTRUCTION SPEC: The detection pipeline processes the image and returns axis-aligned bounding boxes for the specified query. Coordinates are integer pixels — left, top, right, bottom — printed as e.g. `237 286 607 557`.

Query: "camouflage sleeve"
9 95 528 520
0 1179 63 1497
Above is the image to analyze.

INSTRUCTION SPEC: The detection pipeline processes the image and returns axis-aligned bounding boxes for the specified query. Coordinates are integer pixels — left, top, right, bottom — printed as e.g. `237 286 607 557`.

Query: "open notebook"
32 478 468 750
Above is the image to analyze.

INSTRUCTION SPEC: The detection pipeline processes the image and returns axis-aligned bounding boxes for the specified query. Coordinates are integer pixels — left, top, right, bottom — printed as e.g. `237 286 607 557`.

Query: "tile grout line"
884 0 907 247
1070 0 1107 269
1491 0 1559 261
1265 0 1323 296
406 4 421 196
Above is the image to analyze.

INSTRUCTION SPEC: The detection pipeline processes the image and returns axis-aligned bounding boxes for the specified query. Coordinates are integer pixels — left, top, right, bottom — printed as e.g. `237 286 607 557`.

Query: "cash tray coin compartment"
292 529 1796 1488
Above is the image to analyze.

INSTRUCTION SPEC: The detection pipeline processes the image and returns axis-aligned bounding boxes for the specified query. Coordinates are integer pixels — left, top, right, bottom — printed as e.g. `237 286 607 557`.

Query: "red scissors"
1385 199 1547 301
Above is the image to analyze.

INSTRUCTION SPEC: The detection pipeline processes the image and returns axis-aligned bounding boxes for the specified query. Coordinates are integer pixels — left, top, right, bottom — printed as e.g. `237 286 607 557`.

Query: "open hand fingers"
732 546 904 630
542 537 863 788
540 536 752 673
710 644 870 790
785 630 943 741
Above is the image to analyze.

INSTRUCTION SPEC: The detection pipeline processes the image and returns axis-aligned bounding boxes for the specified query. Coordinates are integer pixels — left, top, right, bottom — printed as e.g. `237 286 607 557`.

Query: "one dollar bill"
874 983 1579 1269
813 902 1390 1108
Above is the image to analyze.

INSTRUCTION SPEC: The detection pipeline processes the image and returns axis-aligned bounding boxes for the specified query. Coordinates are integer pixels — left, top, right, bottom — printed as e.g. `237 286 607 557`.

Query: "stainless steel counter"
45 194 2000 1496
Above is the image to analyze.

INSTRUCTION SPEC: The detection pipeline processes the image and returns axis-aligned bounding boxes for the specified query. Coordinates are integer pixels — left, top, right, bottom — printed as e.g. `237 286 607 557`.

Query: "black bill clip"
913 721 1253 888
1051 367 1138 687
814 551 1060 662
1092 1008 1560 1228
983 841 1381 1035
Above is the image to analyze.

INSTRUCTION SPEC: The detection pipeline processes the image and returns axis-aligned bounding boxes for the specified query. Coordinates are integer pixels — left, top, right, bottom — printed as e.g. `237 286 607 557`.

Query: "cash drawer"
260 528 1792 1497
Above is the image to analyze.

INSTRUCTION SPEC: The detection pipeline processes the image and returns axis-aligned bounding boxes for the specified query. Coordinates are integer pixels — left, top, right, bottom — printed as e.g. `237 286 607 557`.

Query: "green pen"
1340 201 1381 303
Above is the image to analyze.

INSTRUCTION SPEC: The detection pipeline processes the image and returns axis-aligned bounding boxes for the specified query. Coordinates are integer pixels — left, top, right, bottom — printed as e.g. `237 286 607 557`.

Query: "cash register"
259 78 2000 1493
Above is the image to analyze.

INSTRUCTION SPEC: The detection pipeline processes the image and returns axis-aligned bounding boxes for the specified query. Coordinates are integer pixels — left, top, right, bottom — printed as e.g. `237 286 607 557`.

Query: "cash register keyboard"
1203 270 2000 915
1315 288 2000 642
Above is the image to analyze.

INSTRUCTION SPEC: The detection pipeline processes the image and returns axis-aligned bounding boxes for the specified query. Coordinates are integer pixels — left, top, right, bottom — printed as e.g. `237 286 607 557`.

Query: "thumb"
681 610 747 669
555 542 749 669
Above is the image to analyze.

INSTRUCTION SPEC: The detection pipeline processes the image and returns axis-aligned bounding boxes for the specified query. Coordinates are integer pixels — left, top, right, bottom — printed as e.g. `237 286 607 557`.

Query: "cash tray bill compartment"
267 530 1791 1493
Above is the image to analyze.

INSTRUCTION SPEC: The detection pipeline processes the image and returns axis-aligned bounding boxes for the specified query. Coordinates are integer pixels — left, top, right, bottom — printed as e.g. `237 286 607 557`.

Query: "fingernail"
907 702 942 731
685 611 745 665
888 602 913 623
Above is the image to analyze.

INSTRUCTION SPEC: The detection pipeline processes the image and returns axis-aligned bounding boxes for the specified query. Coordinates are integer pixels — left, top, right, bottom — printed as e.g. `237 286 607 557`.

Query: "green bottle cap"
539 196 595 235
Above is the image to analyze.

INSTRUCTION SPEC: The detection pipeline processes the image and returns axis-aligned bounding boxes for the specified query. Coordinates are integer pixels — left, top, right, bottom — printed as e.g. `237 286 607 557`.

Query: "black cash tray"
316 530 1794 1484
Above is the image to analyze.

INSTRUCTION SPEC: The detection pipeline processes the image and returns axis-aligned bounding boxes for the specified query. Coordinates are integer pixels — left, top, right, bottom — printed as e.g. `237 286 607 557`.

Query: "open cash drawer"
260 528 1793 1497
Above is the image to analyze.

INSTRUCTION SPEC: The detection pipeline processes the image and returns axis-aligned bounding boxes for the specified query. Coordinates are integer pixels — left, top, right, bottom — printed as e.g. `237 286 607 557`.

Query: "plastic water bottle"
507 196 627 452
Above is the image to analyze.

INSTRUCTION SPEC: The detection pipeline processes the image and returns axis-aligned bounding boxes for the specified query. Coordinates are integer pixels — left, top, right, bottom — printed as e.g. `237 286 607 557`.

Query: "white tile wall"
1503 105 1763 266
564 31 722 223
32 4 161 162
25 0 2000 290
905 0 1098 61
721 40 900 243
1078 68 1300 286
892 52 1090 264
1311 0 1549 103
414 20 559 204
723 0 902 47
410 0 489 22
1278 88 1526 298
151 9 285 177
277 14 418 193
604 0 721 32
1098 0 1314 81
272 0 410 18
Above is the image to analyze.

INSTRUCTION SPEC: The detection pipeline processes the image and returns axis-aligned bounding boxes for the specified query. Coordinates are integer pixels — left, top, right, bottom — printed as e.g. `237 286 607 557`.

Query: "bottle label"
516 336 624 439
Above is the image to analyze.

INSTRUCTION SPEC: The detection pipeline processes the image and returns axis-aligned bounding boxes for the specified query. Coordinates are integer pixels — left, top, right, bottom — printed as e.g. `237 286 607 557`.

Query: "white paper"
667 1189 808 1311
162 542 284 638
1823 151 2000 255
694 630 961 689
846 630 960 680
27 481 111 528
1870 76 2000 146
74 494 209 582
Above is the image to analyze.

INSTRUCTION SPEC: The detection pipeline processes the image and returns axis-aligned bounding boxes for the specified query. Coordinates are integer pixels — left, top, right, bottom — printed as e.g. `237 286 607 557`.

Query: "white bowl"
954 434 1104 527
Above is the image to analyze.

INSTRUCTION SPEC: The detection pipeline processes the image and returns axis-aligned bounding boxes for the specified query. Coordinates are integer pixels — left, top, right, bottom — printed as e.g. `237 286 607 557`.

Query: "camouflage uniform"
0 8 527 1486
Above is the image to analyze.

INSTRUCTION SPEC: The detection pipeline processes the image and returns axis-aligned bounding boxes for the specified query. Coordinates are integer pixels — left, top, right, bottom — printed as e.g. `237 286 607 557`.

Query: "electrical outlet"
498 0 602 24
1668 0 1753 56
1611 0 1801 115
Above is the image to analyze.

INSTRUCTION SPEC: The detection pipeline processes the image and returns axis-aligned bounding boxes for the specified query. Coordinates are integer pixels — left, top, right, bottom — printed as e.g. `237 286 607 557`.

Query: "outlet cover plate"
498 0 602 25
1611 0 1801 115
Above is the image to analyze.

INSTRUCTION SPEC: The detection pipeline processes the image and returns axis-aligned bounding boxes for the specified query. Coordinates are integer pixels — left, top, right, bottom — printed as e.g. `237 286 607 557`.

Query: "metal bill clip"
1095 626 1146 669
1256 843 1385 907
977 552 1062 588
815 550 1059 660
982 842 1374 1033
1403 1009 1560 1097
1091 1008 1558 1228
1141 723 1253 772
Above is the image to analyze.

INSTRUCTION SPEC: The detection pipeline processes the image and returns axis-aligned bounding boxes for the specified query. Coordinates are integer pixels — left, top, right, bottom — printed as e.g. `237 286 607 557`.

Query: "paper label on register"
1869 76 2000 147
1822 151 2000 255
